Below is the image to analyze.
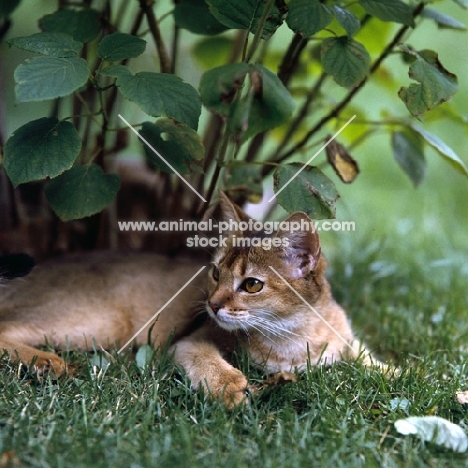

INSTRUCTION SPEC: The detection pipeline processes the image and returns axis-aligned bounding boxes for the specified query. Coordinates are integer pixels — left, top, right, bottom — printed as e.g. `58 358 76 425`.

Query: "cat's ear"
275 212 321 279
217 190 252 237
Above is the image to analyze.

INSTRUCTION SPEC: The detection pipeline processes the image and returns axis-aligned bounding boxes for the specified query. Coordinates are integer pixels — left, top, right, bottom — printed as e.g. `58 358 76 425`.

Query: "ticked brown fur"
0 193 378 407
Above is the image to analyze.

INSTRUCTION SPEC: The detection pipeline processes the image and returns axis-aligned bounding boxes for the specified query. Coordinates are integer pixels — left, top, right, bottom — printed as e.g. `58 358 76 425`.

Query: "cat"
0 192 379 407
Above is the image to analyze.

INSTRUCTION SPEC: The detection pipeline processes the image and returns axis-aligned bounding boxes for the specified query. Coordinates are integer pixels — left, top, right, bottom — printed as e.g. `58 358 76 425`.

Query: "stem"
277 32 308 85
170 24 180 74
191 31 247 216
264 2 425 176
244 33 309 164
0 19 11 42
103 7 144 130
272 72 327 159
96 89 109 166
202 132 231 213
137 0 171 73
245 0 276 63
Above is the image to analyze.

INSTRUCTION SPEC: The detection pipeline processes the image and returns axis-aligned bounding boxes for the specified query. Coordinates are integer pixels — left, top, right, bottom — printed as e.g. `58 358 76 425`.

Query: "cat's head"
206 192 327 334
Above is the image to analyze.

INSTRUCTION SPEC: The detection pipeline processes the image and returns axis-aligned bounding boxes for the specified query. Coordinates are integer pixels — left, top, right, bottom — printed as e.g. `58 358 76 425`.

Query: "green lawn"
1 229 467 468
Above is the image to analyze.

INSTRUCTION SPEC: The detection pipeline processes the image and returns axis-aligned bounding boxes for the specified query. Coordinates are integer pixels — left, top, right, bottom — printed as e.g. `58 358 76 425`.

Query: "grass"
1 229 467 468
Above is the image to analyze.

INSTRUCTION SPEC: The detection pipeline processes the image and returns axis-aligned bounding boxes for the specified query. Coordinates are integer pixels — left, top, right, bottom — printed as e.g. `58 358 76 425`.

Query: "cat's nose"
208 301 222 314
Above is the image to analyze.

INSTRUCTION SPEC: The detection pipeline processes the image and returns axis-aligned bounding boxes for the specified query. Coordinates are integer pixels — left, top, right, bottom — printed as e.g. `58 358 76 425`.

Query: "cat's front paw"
211 368 249 409
30 354 68 377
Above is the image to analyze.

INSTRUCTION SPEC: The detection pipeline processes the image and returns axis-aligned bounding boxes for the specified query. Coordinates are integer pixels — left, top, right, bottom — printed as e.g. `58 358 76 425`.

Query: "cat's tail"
347 339 398 375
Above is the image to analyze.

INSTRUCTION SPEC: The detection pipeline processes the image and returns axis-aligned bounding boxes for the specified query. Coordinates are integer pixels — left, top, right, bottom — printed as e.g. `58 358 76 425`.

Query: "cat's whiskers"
191 303 209 320
244 320 278 346
247 315 301 344
248 309 304 339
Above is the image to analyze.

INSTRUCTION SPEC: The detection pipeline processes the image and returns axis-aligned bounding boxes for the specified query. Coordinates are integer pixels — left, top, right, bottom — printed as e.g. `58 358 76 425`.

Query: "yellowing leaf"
325 138 360 183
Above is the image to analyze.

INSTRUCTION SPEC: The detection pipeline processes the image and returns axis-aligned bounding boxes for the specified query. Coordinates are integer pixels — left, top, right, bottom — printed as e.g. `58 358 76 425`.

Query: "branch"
272 72 327 160
138 0 171 73
202 132 231 213
244 33 308 163
263 2 425 176
277 32 308 85
0 19 11 43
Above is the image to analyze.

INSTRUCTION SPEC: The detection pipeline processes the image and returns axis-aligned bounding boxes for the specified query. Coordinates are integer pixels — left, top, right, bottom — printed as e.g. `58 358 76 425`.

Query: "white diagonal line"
269 266 355 353
117 265 206 353
118 114 207 203
268 114 356 202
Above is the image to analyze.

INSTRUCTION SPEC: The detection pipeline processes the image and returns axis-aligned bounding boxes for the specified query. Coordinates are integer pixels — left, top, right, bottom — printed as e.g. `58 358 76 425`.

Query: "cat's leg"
0 335 67 375
170 335 248 408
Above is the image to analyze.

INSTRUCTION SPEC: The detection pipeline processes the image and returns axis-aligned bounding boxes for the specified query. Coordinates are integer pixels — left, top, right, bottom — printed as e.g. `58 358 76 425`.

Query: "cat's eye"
240 278 263 293
212 266 220 281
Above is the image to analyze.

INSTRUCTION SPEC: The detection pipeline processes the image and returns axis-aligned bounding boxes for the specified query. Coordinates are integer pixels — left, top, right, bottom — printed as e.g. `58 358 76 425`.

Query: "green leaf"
44 164 121 221
135 345 154 371
421 8 467 30
39 8 101 43
139 119 204 175
3 117 81 187
398 46 458 117
101 65 201 129
225 162 263 203
206 0 287 40
174 0 228 35
332 6 361 37
7 32 82 57
14 56 89 103
199 63 250 116
227 94 255 138
273 164 339 219
0 0 21 18
98 33 146 62
240 64 294 140
392 130 426 186
286 0 333 37
410 124 468 177
200 63 293 140
321 36 370 88
358 0 414 27
88 353 110 371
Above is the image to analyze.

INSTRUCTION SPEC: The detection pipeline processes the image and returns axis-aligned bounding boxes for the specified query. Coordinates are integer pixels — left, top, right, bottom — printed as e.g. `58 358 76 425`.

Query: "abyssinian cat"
0 193 379 407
